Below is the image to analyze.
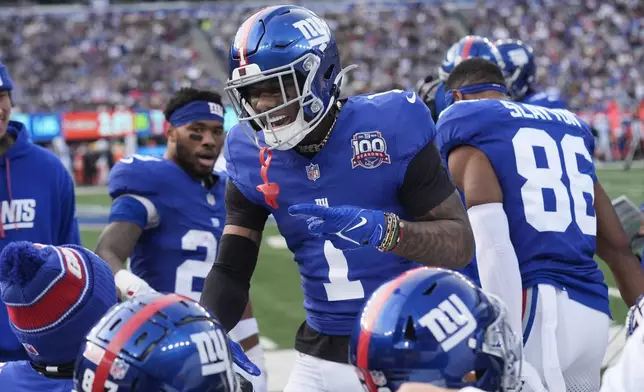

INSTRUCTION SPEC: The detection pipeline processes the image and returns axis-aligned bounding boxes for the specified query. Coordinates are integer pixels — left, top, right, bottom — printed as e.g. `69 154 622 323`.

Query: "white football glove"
626 294 644 336
114 269 157 301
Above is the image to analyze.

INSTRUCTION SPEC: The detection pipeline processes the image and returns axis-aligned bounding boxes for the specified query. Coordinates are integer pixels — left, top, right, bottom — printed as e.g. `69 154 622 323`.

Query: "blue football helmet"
350 267 521 392
74 293 241 392
225 5 352 150
494 39 536 101
438 35 505 81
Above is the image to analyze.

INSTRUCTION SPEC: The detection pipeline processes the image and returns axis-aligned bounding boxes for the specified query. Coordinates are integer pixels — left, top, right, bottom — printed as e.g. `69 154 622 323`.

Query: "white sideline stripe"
260 336 278 351
265 235 288 249
608 287 620 298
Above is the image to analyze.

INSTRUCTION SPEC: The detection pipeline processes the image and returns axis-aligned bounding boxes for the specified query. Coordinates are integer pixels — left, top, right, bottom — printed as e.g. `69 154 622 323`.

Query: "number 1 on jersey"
323 240 364 301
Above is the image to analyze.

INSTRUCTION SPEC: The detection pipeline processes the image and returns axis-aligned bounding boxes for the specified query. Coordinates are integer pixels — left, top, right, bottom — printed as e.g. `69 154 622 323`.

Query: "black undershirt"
218 141 455 362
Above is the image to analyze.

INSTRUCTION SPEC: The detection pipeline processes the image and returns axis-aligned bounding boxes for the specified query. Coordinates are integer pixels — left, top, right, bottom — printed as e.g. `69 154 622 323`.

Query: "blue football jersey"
226 90 433 335
0 361 74 392
436 99 609 317
433 81 449 119
521 89 567 110
108 155 226 302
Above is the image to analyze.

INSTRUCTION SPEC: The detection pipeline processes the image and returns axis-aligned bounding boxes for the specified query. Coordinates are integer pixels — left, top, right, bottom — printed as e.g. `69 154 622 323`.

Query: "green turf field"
75 168 644 350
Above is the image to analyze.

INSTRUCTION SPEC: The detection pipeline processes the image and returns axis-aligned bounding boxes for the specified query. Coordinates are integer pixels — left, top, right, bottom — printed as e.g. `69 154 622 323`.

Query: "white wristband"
114 269 156 301
228 318 260 342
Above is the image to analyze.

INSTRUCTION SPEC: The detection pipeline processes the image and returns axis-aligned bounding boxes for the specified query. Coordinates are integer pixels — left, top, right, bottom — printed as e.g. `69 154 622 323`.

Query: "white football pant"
283 352 363 392
522 284 609 392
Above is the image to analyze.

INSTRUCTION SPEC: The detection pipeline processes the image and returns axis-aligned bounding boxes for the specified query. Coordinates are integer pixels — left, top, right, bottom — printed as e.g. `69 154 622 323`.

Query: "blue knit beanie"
0 61 13 92
0 242 117 365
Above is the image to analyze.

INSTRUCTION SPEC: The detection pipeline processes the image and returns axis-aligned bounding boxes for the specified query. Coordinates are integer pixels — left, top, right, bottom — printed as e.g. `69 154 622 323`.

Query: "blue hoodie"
0 120 80 361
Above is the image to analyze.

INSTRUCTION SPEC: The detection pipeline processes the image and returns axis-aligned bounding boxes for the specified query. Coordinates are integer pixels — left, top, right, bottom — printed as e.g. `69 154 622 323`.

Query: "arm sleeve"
200 180 268 331
109 195 160 230
468 203 523 344
225 179 270 231
58 168 81 245
398 142 456 218
200 234 261 331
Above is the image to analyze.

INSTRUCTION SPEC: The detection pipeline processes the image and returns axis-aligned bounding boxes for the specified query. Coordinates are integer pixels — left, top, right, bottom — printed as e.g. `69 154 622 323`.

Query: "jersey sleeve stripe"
114 194 160 229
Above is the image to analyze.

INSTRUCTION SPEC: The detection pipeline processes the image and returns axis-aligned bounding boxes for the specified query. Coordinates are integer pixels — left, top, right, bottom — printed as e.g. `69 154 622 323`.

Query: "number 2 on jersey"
176 230 218 301
512 127 595 235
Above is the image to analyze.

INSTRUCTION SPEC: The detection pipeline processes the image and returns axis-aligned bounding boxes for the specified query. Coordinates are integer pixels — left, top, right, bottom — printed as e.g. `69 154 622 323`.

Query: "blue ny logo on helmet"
350 267 522 392
74 293 239 392
225 5 353 151
494 39 536 101
439 35 506 81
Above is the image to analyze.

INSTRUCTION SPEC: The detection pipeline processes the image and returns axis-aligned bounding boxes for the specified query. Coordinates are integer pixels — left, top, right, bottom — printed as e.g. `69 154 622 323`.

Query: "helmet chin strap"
254 64 359 209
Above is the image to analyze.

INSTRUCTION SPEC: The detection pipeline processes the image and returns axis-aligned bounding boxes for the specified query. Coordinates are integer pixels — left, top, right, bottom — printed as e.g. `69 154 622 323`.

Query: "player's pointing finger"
288 203 330 217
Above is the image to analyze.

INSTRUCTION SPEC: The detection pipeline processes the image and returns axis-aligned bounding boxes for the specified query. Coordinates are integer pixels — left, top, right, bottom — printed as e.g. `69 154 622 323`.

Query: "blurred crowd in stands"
0 0 641 184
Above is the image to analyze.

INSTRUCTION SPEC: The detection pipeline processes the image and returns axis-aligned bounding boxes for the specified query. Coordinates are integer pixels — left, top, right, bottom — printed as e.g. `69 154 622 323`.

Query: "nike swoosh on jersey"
406 92 416 104
345 217 368 232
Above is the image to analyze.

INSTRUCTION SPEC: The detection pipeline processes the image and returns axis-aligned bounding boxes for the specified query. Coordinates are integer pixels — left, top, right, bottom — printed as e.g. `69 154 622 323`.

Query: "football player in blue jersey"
494 39 566 110
435 58 644 392
419 35 505 122
73 293 260 392
199 5 475 392
95 88 266 390
349 267 523 392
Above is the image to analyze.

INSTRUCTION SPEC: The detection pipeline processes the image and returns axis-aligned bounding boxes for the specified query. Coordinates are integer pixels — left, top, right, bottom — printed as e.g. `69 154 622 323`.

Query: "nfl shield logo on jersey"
351 131 391 169
306 163 320 181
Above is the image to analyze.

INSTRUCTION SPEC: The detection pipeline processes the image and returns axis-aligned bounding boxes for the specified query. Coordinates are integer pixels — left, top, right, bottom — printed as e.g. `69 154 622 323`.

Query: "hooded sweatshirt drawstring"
0 156 13 239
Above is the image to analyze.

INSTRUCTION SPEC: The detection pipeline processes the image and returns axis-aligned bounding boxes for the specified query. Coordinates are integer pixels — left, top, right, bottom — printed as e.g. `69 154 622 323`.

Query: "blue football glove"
228 338 261 377
288 204 386 250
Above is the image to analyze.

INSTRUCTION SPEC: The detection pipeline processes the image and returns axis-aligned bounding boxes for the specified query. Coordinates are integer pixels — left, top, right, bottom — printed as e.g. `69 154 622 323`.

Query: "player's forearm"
392 217 474 267
95 222 142 273
391 190 474 267
201 264 251 331
95 239 130 274
200 233 260 331
599 245 644 307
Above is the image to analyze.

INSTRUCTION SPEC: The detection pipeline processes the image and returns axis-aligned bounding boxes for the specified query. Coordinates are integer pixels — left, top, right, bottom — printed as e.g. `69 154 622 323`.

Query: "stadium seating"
0 1 640 113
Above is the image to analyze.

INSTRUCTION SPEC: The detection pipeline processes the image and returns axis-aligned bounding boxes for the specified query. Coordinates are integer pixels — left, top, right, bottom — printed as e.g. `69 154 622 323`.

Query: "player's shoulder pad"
223 122 260 184
435 99 505 159
525 90 567 109
349 89 436 149
108 154 165 199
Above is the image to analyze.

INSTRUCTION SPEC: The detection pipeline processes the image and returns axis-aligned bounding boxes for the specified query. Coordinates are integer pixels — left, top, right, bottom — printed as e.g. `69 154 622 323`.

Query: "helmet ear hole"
403 316 417 341
422 282 437 296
